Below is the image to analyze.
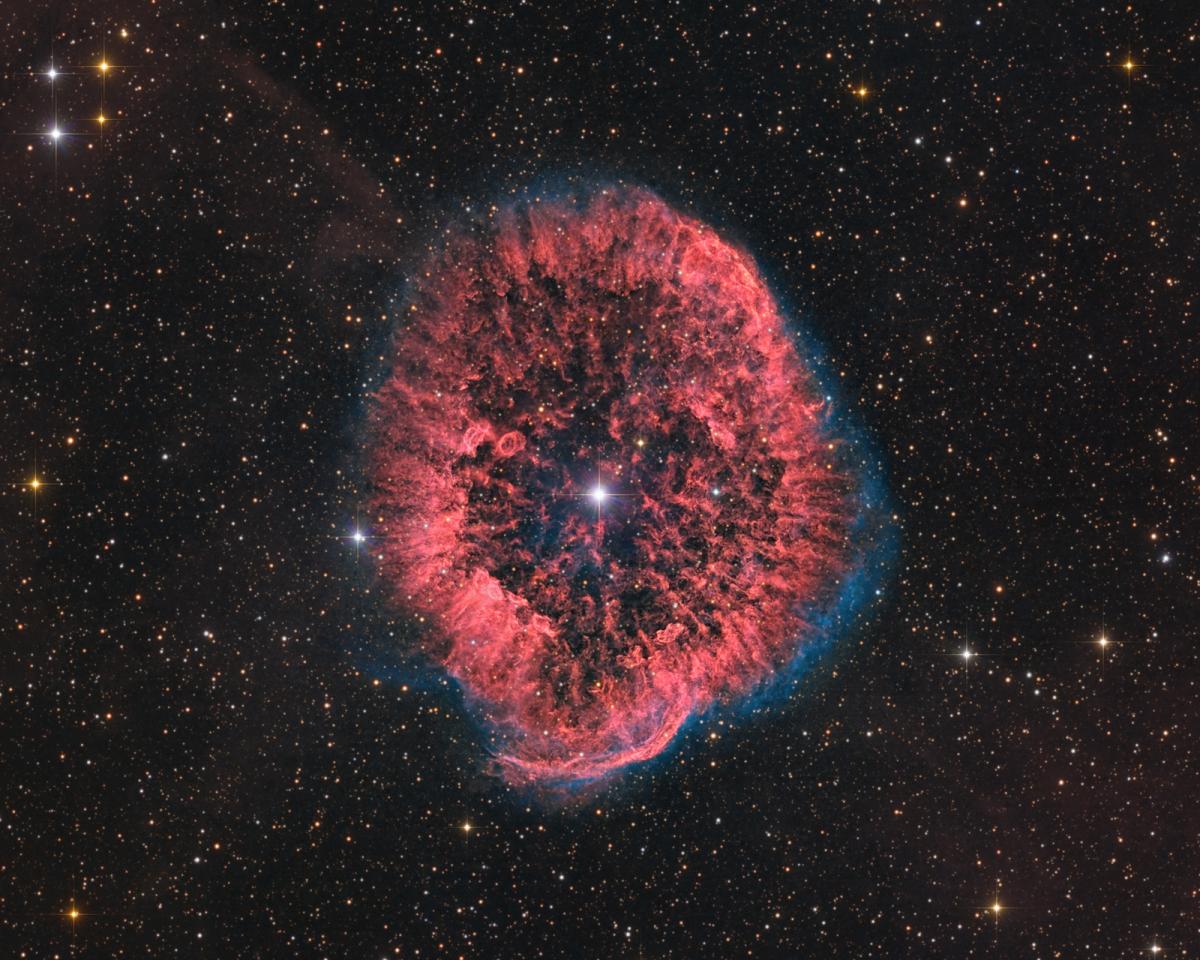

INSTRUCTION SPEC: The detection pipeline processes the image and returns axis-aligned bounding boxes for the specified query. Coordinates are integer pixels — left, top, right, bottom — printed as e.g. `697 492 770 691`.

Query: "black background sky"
2 2 1197 957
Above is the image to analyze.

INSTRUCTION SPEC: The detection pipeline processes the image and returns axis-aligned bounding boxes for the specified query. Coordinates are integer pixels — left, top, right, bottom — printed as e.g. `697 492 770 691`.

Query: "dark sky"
2 2 1197 957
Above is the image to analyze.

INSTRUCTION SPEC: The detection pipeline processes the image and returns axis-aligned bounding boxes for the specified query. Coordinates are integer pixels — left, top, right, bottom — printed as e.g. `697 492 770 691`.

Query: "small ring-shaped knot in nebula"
367 185 863 788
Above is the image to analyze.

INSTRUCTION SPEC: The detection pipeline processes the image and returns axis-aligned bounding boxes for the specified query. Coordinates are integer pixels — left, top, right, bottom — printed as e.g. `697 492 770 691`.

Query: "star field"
1 2 1197 957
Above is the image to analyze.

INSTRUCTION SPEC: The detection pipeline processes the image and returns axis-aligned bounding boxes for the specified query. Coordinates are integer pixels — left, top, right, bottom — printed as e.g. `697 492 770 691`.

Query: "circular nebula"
367 185 862 787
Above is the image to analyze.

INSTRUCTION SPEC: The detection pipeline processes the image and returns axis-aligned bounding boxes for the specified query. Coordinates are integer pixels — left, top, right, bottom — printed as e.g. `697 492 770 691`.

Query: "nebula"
367 185 862 787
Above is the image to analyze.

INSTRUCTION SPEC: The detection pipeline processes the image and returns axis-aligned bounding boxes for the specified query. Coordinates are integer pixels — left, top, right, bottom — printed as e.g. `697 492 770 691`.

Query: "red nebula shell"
368 186 858 786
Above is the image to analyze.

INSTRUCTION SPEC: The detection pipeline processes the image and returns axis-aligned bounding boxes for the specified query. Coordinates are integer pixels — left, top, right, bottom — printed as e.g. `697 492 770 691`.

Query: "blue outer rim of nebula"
350 175 898 796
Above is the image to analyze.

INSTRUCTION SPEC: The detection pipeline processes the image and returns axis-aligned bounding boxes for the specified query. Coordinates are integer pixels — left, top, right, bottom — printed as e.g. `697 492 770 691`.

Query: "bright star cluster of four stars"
36 53 121 151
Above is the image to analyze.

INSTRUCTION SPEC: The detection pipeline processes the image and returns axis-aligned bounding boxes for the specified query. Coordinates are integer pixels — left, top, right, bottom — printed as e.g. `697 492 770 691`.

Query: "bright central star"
352 530 366 543
589 485 608 505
